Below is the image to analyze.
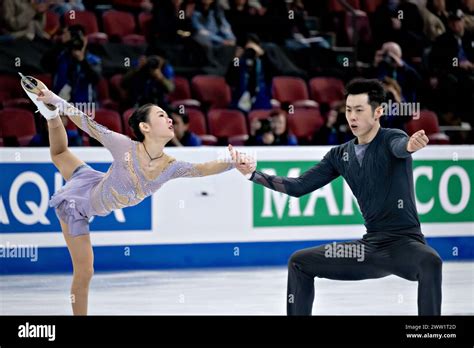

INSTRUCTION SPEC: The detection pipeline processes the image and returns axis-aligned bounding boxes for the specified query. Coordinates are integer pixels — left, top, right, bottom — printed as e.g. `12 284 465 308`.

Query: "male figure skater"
229 78 442 315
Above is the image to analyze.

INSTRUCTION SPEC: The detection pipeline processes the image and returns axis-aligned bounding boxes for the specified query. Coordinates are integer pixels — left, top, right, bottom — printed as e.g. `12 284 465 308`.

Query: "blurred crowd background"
0 0 473 147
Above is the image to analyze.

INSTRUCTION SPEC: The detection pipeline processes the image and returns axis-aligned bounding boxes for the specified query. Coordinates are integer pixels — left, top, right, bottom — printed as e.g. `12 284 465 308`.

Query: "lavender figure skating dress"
49 108 234 237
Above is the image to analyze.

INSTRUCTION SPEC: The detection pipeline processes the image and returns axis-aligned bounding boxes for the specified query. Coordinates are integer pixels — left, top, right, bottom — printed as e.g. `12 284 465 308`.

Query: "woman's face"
141 106 174 141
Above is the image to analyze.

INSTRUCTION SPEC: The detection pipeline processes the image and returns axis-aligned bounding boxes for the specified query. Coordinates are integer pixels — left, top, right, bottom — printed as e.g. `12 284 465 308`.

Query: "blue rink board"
1 236 472 275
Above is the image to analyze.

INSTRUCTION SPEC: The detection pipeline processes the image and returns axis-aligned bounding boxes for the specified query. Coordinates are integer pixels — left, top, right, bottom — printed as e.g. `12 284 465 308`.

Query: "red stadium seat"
344 10 372 45
109 74 129 101
309 77 345 108
45 11 60 36
87 32 109 44
208 109 248 141
406 110 450 144
328 0 360 12
169 77 201 109
288 108 325 142
63 10 99 34
191 75 231 109
248 109 273 123
88 109 123 145
362 0 383 13
169 76 191 101
272 77 318 108
186 109 207 135
97 78 119 111
122 108 136 138
0 108 36 146
138 12 153 38
103 10 145 44
0 75 24 100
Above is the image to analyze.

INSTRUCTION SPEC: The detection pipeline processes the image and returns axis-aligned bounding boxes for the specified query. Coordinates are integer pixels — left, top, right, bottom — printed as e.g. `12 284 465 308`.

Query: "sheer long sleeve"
249 151 340 197
169 160 235 179
62 104 132 159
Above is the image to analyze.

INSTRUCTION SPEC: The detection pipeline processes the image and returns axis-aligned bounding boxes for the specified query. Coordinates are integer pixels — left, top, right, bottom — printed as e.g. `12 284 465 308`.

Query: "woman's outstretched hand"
228 144 257 177
36 89 66 109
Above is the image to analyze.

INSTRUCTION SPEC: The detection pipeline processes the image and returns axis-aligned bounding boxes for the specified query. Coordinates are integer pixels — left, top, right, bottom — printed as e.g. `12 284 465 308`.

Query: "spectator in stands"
167 109 202 147
42 25 78 73
225 0 262 47
380 76 411 131
430 9 474 125
50 0 85 17
373 41 422 102
268 110 297 146
0 0 51 41
122 55 175 108
246 116 269 145
191 0 236 74
227 34 272 112
150 0 193 45
247 110 297 146
53 25 102 104
460 0 474 32
427 0 449 28
312 101 352 145
420 0 446 42
373 0 427 58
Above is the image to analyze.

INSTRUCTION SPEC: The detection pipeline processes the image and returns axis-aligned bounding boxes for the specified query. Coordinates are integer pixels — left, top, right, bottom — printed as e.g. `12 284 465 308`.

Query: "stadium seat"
361 0 383 13
344 10 372 46
288 108 325 142
208 109 248 143
63 10 99 34
138 12 153 38
45 11 60 36
97 78 119 111
328 0 360 12
0 108 36 146
87 109 123 145
406 110 450 144
191 75 231 109
186 109 207 135
109 74 129 102
272 77 318 108
309 77 345 109
103 10 145 44
248 109 273 123
169 77 201 109
122 108 136 138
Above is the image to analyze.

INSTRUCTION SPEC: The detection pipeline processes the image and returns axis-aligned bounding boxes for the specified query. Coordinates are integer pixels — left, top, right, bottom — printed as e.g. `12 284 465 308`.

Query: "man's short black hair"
345 78 386 111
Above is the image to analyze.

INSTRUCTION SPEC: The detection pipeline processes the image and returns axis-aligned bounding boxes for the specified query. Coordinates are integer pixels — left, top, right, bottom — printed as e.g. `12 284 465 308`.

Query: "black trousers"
287 231 442 315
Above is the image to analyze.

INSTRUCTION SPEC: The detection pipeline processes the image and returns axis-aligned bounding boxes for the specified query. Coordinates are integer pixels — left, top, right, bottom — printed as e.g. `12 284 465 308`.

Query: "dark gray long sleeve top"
250 128 421 234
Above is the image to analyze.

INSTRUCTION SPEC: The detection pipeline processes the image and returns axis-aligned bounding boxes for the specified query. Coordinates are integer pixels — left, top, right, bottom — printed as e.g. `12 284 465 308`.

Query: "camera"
67 30 85 51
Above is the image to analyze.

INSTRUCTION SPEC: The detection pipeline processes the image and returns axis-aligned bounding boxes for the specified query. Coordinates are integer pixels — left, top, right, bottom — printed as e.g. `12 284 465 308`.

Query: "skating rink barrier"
1 146 473 274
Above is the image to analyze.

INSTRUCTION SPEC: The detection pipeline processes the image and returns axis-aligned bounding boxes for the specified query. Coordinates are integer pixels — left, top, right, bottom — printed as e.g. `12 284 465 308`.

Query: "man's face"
271 114 286 135
345 94 381 138
449 18 465 36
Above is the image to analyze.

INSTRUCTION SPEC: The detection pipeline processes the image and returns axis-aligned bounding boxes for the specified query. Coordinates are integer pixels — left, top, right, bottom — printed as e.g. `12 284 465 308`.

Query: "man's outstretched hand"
228 144 256 177
407 130 429 153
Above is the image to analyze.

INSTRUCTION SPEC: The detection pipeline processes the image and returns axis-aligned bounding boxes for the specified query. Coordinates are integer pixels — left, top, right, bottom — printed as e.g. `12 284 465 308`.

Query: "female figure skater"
22 76 237 315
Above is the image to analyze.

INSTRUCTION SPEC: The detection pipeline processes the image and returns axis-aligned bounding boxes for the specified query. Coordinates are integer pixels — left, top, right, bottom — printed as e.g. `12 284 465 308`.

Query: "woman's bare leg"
49 118 92 314
60 219 94 315
47 117 84 181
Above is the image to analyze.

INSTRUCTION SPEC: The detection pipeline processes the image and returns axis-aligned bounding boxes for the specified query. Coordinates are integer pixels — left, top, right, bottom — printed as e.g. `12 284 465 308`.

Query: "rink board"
1 146 473 274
